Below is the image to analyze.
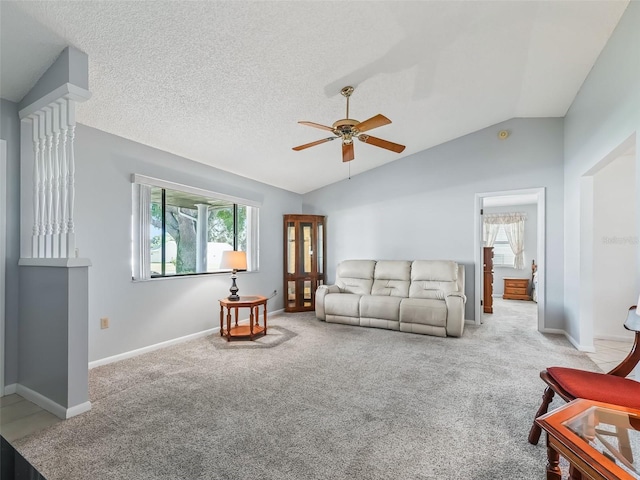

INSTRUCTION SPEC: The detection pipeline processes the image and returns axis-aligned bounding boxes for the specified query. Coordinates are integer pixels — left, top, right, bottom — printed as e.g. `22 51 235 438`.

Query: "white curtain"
133 183 151 280
503 218 525 269
483 223 500 247
483 212 527 269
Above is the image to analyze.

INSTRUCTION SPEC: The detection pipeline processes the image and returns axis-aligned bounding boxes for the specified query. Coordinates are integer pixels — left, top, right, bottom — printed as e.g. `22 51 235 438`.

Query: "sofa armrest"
315 285 340 320
444 292 466 337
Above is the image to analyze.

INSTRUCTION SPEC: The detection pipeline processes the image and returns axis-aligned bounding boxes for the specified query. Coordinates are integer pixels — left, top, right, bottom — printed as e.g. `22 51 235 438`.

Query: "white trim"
475 188 546 331
131 174 262 208
18 257 92 267
89 327 218 368
18 83 91 120
90 308 283 368
15 383 92 419
0 140 6 397
4 383 16 395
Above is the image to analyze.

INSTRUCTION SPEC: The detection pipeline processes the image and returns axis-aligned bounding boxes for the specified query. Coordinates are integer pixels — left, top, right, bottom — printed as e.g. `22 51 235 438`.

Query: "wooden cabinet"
503 278 531 300
284 215 326 312
483 247 494 313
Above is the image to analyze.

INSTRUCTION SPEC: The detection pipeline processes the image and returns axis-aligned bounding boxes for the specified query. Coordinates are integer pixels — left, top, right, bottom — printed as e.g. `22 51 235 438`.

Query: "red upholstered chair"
528 305 640 448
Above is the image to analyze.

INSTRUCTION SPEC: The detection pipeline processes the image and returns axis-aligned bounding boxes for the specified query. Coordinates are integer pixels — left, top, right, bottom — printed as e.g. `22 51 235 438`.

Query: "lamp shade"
220 250 247 271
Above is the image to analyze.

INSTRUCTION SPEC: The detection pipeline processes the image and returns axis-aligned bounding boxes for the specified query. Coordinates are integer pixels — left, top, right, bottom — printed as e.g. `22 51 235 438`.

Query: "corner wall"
71 125 301 362
302 117 565 326
0 99 20 387
563 1 640 346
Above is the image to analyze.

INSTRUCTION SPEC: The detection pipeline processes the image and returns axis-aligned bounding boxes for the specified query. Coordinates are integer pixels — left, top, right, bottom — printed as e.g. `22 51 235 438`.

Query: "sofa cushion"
409 260 459 299
400 298 448 327
325 293 362 318
336 260 376 295
371 260 411 297
360 295 403 322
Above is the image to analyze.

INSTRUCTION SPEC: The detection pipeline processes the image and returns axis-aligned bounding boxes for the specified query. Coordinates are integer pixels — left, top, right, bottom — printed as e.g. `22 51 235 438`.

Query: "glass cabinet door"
283 215 326 312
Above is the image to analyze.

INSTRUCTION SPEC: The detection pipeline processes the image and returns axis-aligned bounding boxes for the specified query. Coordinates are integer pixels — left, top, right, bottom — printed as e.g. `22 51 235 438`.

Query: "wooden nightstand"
503 278 531 300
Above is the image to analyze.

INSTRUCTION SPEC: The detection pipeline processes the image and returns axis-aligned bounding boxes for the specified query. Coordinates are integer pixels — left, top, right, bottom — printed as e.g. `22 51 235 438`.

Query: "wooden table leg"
263 301 267 334
219 304 224 336
569 465 582 480
546 434 562 480
249 307 255 339
226 308 232 342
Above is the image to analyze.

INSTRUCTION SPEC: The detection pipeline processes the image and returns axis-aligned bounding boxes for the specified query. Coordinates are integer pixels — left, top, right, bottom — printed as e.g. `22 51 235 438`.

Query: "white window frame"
131 174 260 280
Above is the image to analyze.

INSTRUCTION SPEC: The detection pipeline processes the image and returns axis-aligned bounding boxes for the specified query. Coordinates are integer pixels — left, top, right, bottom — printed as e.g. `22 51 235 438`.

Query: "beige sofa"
315 260 466 337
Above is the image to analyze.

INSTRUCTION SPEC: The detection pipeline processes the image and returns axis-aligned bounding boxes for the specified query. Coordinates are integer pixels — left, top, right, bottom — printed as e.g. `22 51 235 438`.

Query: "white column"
59 100 69 258
51 103 61 258
66 100 76 257
37 113 46 257
31 116 40 257
44 107 54 257
195 204 209 273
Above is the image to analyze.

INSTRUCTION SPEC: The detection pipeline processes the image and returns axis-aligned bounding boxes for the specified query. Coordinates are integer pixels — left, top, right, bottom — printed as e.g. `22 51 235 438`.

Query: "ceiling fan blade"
354 114 391 133
358 135 406 153
342 143 355 162
292 136 336 151
298 121 335 132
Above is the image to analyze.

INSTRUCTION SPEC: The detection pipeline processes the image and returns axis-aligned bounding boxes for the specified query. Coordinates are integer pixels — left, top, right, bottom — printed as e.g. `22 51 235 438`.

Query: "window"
132 175 259 280
492 226 515 267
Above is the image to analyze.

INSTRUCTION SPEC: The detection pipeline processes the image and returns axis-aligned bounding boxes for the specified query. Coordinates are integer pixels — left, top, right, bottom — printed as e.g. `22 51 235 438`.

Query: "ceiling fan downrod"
341 86 354 119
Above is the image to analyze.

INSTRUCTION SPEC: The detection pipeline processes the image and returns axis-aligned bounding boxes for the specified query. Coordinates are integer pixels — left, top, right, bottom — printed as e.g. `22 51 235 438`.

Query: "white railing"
26 97 78 258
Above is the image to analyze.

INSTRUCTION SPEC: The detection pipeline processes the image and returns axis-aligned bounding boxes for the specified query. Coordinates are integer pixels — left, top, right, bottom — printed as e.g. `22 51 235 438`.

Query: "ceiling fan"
292 86 406 163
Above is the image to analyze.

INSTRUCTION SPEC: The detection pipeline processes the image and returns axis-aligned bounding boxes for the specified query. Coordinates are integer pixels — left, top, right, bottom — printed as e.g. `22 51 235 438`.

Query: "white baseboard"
90 308 285 369
3 383 17 395
89 327 218 369
540 328 595 353
15 384 91 419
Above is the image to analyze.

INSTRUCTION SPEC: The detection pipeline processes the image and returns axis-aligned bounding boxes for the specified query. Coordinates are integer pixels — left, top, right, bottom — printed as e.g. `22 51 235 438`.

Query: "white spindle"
44 107 54 257
59 100 69 258
67 122 76 256
31 116 40 257
52 103 61 258
37 113 46 257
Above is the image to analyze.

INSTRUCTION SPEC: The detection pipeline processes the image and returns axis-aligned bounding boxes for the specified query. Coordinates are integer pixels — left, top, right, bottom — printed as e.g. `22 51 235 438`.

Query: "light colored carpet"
13 305 597 479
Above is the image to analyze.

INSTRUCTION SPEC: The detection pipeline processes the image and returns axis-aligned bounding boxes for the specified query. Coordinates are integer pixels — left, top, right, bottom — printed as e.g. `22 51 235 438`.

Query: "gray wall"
0 99 19 386
19 46 89 110
563 1 640 346
302 117 565 326
70 125 301 362
18 265 89 407
484 204 537 296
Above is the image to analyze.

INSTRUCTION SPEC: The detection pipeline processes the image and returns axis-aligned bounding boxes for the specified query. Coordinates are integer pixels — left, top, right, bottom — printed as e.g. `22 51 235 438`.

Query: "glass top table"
537 398 640 480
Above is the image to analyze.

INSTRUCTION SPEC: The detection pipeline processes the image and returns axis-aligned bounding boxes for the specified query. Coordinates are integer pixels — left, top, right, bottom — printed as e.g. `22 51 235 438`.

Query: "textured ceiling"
0 1 629 194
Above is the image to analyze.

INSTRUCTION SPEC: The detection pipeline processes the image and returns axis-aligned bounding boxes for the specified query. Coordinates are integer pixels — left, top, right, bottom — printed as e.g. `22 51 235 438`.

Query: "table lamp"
220 251 247 301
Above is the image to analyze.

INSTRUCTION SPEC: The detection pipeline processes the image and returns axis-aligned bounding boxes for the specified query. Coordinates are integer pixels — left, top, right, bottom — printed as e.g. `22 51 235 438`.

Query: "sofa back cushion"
336 260 376 295
409 260 459 299
371 260 411 297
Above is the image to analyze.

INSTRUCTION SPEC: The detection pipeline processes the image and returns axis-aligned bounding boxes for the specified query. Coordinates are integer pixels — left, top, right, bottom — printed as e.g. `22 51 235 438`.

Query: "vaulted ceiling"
0 1 629 193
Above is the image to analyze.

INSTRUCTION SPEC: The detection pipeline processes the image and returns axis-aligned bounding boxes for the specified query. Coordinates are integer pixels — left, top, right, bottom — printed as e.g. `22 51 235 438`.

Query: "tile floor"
0 316 635 445
588 338 634 373
0 394 61 443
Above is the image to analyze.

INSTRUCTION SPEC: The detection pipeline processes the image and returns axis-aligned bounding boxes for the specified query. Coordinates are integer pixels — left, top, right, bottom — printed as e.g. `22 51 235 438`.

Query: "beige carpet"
12 307 597 479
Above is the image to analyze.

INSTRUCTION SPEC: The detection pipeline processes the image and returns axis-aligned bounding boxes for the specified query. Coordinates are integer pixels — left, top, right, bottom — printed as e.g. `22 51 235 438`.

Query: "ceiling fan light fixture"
293 86 406 162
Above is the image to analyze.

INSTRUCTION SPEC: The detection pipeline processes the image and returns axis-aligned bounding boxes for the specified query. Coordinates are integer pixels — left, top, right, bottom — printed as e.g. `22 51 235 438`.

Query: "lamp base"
228 273 239 301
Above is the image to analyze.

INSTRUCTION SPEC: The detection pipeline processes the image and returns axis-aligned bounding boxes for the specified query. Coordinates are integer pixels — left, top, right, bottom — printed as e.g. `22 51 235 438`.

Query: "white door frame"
1 139 6 396
474 187 546 331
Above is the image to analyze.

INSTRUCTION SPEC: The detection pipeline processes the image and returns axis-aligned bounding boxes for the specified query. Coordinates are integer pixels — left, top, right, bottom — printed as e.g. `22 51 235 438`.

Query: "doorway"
474 188 545 331
580 134 637 351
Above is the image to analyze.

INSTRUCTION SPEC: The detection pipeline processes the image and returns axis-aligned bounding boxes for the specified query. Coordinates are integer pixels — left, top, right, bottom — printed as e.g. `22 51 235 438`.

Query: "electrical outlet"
100 317 109 329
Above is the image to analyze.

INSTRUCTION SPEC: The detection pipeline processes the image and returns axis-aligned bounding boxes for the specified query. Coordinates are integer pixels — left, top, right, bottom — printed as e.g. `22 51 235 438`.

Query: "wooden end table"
219 295 268 341
536 398 640 480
